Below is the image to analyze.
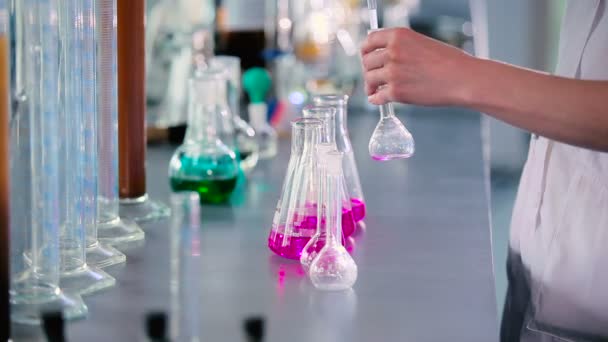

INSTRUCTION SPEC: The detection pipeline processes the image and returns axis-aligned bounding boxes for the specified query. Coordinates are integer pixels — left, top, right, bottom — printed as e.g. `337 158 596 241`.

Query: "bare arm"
360 28 608 152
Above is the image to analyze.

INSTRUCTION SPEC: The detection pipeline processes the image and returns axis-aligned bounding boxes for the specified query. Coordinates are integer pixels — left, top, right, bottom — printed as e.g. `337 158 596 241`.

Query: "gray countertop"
14 107 498 341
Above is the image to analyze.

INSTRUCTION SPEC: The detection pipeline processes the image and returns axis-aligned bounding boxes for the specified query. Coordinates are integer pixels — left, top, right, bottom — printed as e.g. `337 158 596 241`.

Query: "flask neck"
379 103 395 120
324 169 343 246
184 78 221 145
184 103 220 145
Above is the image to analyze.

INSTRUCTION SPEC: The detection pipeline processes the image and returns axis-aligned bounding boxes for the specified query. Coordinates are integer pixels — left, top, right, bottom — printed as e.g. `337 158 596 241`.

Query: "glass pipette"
366 0 415 161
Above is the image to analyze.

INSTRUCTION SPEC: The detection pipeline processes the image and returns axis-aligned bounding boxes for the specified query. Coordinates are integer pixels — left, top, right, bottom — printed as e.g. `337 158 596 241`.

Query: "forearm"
461 58 608 152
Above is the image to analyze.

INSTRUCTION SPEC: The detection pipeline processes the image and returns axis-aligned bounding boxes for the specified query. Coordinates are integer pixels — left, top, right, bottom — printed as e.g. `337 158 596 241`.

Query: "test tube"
118 0 170 222
10 0 87 323
57 0 120 296
0 0 9 335
169 192 202 341
96 0 145 245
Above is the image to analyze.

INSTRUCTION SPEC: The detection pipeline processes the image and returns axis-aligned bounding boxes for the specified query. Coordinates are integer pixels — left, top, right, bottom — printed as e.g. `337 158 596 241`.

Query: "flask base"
60 264 116 296
119 194 171 223
86 242 126 269
11 288 88 325
98 217 145 246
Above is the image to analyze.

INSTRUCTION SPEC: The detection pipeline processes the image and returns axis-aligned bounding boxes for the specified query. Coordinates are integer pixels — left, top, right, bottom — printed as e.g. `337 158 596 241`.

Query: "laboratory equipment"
96 0 145 245
169 192 202 341
244 316 265 342
0 0 8 334
146 0 215 129
312 94 366 222
169 74 239 204
145 311 170 342
300 145 329 269
268 118 323 259
57 0 120 296
10 0 87 323
309 151 358 290
118 0 171 222
366 0 415 161
42 311 66 342
210 56 259 174
243 67 277 159
301 105 356 237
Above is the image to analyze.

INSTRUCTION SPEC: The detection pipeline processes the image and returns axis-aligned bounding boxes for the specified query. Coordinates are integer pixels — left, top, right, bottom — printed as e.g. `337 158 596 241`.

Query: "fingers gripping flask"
168 74 239 204
268 118 323 259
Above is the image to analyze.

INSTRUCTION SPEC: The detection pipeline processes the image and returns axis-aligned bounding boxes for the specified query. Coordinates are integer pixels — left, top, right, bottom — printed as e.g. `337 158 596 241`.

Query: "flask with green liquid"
168 72 239 203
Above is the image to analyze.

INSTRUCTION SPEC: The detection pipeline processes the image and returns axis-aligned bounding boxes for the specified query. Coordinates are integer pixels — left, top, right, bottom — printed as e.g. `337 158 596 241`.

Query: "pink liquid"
268 230 313 260
351 198 366 222
268 207 356 259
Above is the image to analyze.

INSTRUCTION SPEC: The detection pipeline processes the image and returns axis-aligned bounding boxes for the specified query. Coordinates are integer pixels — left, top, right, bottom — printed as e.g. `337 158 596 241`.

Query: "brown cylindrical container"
0 34 10 341
117 0 147 199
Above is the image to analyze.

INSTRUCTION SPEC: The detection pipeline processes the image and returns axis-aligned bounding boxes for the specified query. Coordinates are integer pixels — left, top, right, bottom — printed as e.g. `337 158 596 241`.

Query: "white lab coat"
509 0 608 340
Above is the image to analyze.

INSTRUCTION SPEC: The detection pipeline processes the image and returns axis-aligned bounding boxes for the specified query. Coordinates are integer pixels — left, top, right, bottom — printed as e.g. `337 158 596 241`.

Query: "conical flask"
309 151 358 291
301 105 355 237
193 66 239 159
168 74 240 204
312 94 366 222
268 117 323 260
368 102 415 161
210 56 259 174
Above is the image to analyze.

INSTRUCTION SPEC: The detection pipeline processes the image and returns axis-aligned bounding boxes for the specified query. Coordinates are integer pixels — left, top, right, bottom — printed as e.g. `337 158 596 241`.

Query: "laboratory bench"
12 106 499 341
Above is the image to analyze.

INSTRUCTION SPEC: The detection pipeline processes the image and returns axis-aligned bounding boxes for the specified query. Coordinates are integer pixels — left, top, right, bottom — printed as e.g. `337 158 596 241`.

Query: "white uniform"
506 1 608 340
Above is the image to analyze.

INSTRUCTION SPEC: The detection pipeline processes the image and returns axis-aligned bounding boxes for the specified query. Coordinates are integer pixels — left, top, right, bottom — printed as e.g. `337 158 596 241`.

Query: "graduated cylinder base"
86 242 126 269
119 194 170 223
11 284 88 324
60 264 116 297
98 217 145 246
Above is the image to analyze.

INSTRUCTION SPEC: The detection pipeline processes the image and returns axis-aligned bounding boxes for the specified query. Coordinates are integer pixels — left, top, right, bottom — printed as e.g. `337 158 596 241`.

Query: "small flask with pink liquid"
268 118 324 260
312 95 366 224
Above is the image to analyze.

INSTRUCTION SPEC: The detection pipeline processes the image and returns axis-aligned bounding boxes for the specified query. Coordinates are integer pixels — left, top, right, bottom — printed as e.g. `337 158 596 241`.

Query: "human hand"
360 28 476 106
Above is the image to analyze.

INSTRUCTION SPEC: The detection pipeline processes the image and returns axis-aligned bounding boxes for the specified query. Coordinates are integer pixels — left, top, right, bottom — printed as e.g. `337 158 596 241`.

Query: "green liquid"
169 149 240 204
170 177 238 204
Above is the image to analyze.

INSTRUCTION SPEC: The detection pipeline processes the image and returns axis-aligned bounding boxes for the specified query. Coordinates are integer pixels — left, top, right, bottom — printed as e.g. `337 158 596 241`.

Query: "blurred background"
145 0 567 318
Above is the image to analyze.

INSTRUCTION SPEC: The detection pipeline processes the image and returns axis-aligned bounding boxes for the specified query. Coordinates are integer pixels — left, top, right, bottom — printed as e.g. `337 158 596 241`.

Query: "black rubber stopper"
145 311 168 341
42 311 66 342
244 316 265 342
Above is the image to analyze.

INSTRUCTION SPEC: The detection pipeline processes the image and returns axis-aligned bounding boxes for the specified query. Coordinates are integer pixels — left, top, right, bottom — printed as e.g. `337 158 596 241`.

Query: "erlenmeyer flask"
168 74 240 204
195 66 240 161
210 56 259 174
268 118 323 259
9 0 88 322
312 94 366 223
96 0 145 245
301 105 355 237
309 151 358 291
368 102 415 161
